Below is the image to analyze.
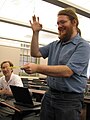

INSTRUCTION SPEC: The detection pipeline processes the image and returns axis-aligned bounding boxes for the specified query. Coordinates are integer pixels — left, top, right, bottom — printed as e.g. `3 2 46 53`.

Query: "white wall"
0 45 20 74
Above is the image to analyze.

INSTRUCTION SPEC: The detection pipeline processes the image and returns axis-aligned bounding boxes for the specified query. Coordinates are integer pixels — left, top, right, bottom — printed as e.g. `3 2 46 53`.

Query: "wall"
0 45 20 74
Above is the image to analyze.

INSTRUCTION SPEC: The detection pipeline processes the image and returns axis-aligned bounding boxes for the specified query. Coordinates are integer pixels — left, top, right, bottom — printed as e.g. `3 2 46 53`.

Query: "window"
19 43 39 76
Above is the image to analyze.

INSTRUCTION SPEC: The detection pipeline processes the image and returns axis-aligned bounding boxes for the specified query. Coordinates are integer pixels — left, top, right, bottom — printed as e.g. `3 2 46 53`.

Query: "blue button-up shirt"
39 34 90 93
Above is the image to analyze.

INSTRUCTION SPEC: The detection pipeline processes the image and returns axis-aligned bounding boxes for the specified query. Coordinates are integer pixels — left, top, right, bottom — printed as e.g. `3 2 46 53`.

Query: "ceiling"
0 0 90 46
59 0 90 12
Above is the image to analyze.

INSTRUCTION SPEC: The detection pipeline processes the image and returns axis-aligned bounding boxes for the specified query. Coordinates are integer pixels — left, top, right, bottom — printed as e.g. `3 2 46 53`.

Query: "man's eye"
57 20 69 25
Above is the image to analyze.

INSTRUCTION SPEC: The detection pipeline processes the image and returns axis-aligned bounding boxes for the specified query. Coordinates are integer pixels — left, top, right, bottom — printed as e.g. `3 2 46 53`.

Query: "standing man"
22 8 90 120
0 60 23 97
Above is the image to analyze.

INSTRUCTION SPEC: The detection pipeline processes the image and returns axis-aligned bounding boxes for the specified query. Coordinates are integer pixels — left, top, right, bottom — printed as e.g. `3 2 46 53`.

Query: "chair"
21 78 29 88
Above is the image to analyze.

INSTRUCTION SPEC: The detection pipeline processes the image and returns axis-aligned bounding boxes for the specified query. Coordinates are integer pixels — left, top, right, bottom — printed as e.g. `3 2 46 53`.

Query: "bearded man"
22 8 90 120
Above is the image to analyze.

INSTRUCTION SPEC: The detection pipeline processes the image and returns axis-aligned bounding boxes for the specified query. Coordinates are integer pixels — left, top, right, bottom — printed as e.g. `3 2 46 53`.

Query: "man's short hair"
1 61 13 68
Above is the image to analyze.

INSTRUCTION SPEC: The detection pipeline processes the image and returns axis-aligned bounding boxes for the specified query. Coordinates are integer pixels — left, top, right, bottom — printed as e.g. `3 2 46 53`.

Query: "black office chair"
21 78 29 88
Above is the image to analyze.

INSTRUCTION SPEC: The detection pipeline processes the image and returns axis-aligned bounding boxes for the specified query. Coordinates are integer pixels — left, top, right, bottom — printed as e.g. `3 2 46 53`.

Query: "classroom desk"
30 84 44 89
31 89 46 95
20 76 39 80
29 84 48 90
0 98 41 120
84 96 90 120
30 89 46 102
21 78 47 89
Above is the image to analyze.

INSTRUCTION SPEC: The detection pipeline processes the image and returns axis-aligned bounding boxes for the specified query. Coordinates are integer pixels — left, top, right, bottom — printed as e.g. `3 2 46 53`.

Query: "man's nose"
58 25 62 31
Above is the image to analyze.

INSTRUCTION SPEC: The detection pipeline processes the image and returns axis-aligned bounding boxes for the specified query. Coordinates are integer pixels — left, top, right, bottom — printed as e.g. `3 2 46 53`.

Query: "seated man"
0 61 24 119
0 60 23 98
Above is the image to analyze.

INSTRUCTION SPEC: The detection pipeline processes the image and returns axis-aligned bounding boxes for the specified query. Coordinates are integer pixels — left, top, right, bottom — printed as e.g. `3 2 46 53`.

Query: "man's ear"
11 68 13 72
72 19 77 26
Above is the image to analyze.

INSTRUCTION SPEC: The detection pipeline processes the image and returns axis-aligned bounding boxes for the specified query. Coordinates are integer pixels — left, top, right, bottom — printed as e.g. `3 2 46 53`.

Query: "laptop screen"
10 85 34 106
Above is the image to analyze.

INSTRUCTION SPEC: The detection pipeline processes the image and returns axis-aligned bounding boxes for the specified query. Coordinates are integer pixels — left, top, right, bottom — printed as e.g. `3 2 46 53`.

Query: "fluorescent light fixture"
0 0 90 46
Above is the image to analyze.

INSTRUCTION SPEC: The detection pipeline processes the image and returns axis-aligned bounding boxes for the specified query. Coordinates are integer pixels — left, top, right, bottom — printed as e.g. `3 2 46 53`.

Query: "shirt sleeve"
67 42 90 76
39 44 50 59
13 75 24 87
0 77 3 89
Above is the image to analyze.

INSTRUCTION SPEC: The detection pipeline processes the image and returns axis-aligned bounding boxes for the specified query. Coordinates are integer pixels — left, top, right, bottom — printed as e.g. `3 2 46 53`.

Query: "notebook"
10 85 41 108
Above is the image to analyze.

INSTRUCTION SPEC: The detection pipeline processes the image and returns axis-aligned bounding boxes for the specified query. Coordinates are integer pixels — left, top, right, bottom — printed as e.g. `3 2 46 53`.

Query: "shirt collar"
3 72 14 83
57 34 81 45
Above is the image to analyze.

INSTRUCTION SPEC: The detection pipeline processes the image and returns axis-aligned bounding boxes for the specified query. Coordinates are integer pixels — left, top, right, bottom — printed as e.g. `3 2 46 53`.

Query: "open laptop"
10 85 41 108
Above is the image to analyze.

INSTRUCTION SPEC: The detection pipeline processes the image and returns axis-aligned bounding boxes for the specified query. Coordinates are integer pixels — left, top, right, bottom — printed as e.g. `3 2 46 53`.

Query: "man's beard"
58 27 73 43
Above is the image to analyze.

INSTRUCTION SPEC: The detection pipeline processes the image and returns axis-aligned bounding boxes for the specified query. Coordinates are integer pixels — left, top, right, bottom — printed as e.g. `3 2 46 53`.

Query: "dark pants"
40 89 84 120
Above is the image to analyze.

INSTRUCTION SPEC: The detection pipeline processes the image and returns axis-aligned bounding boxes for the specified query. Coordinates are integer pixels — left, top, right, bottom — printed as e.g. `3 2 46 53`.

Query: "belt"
49 87 81 94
